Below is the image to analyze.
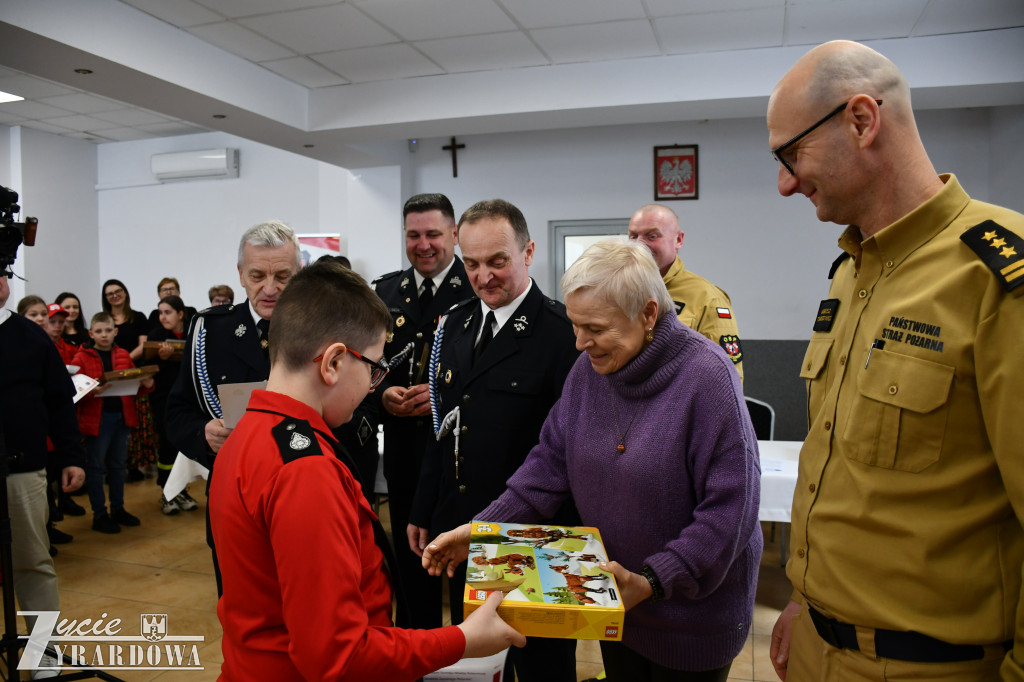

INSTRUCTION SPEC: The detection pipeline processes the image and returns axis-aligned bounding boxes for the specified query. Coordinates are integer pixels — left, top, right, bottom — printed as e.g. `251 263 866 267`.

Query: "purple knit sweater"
478 313 762 670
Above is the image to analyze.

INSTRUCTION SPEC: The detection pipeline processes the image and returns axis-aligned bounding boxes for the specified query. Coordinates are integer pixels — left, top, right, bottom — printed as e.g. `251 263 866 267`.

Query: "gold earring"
645 328 654 343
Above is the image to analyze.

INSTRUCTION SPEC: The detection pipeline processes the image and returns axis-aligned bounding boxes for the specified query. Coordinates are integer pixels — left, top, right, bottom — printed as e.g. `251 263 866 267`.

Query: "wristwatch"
639 565 664 603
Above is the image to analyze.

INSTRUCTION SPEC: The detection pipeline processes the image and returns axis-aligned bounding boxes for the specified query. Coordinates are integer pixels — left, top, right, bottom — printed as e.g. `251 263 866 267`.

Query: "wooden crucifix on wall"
442 136 465 177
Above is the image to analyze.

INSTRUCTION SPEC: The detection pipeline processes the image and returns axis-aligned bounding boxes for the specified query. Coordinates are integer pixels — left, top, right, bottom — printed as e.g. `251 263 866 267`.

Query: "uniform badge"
716 307 732 319
445 369 453 385
396 315 406 327
720 335 743 364
463 316 473 329
813 299 839 332
235 324 246 337
512 315 529 332
960 220 1024 292
401 277 410 289
289 431 311 450
674 301 685 315
387 332 394 343
450 275 462 287
260 338 269 350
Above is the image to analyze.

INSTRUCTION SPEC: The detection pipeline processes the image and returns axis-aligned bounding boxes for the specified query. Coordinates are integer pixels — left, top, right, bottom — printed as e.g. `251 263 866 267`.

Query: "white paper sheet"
163 452 209 500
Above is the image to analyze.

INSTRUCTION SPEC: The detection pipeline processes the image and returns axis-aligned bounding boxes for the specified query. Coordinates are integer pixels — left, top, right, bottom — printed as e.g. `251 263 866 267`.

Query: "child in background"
72 312 154 534
46 303 77 364
17 295 48 327
146 294 197 515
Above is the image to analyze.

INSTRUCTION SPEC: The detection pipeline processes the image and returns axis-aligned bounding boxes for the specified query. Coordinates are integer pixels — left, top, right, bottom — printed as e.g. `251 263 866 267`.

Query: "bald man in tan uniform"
766 41 1024 682
628 204 744 382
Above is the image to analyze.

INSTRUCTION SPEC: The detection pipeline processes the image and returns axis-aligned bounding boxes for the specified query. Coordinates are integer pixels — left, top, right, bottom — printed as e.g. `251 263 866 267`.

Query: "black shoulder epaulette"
828 252 851 280
444 298 477 315
197 304 235 317
371 270 403 285
541 297 570 323
960 220 1024 293
271 418 323 463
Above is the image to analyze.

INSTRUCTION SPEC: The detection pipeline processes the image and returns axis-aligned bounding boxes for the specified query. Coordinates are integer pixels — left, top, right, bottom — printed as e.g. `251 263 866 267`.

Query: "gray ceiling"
0 0 1022 166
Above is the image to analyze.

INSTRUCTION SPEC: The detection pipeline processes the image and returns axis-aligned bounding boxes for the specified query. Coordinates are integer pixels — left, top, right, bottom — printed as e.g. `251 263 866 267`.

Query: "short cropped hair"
458 199 530 250
561 240 674 320
269 260 392 371
90 311 114 328
208 285 234 304
16 294 45 315
403 193 455 222
237 220 301 270
157 277 180 293
316 254 351 269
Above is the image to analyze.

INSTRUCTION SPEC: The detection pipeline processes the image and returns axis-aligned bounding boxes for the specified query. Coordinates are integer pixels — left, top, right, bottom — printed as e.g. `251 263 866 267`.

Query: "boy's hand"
422 523 471 577
61 466 85 492
205 419 232 452
457 591 525 658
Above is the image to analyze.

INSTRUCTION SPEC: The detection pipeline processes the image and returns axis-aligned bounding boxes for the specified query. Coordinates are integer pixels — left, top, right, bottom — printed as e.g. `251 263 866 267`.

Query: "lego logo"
605 626 618 637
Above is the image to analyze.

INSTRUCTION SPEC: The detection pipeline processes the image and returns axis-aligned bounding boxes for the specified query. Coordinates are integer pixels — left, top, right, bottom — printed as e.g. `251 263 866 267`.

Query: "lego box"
463 521 624 641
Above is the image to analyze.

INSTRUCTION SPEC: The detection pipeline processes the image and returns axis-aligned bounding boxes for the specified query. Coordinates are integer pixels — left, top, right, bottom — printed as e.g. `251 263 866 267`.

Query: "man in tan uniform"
628 204 744 381
767 41 1024 681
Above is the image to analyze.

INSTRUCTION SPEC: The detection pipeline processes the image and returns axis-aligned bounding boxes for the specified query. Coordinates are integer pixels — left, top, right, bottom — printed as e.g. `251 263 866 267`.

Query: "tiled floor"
0 478 790 681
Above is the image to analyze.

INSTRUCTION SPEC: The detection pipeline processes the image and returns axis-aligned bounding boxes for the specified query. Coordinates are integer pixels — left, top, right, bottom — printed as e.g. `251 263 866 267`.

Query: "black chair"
746 397 788 563
745 396 775 440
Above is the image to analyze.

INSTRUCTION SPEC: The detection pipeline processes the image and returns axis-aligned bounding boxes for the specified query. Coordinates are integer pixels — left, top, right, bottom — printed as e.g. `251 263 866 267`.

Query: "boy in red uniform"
210 260 523 681
46 303 76 363
72 312 154 533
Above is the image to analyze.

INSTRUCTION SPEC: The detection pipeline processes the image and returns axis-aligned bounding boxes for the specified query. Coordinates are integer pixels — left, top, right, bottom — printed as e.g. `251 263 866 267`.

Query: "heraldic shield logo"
141 614 168 642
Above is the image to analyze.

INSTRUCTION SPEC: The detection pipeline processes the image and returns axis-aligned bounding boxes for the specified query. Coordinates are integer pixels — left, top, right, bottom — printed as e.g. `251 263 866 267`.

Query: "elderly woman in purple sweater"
424 240 762 681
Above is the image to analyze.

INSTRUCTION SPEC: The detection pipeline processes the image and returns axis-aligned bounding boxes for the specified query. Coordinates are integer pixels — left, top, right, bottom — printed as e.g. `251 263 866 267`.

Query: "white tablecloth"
758 440 802 523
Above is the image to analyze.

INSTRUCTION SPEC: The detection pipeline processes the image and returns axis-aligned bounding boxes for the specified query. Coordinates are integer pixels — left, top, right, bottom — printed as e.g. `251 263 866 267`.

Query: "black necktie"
474 311 495 363
257 318 270 353
419 278 434 313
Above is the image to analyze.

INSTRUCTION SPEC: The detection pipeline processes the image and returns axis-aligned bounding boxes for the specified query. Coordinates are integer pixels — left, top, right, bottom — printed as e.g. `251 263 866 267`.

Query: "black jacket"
410 282 580 533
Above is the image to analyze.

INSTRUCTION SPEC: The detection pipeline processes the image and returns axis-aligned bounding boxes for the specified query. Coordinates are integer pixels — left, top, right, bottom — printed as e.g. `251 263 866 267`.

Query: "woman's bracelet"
640 565 664 603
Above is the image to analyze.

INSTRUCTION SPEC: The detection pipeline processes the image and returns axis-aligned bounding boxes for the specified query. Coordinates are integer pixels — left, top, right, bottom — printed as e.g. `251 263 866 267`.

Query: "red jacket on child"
72 345 152 436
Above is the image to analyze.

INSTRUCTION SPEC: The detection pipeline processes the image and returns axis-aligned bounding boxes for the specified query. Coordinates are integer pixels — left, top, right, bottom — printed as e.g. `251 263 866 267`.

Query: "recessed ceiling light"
74 68 93 75
212 114 226 119
0 90 24 104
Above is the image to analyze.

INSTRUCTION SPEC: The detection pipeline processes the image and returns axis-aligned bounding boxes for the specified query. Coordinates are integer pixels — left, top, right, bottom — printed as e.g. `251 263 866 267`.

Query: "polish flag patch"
716 307 732 319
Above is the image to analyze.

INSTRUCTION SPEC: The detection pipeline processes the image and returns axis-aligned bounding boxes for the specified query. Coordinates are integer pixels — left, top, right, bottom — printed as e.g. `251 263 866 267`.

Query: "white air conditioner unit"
151 148 239 182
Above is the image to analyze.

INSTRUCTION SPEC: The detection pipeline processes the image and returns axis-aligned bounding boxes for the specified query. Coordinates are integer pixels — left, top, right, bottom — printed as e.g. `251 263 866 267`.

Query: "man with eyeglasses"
166 220 301 595
627 203 744 382
146 277 198 329
767 41 1024 682
408 199 580 681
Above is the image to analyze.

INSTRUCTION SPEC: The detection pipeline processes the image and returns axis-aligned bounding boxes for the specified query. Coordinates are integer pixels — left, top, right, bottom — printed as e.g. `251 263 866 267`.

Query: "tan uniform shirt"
790 175 1024 670
663 256 744 382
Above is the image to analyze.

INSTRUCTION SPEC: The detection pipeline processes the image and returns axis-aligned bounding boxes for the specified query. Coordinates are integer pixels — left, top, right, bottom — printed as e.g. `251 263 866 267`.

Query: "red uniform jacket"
71 345 151 436
210 390 465 681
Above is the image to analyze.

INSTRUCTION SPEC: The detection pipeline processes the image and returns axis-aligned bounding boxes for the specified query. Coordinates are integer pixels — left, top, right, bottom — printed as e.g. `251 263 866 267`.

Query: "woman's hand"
421 523 472 577
457 591 526 658
158 341 174 360
600 561 653 611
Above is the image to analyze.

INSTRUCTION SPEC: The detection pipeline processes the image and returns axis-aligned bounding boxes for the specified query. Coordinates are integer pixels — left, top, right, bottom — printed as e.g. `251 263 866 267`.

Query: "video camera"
0 185 37 278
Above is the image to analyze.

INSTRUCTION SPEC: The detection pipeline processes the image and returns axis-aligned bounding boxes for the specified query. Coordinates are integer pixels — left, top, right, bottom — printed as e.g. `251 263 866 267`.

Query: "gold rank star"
1002 246 1018 258
991 238 1007 249
982 230 998 241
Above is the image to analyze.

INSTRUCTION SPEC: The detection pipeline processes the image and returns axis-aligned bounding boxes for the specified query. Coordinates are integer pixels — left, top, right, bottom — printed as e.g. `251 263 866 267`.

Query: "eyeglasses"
104 288 125 298
159 287 179 295
313 346 390 389
771 99 882 175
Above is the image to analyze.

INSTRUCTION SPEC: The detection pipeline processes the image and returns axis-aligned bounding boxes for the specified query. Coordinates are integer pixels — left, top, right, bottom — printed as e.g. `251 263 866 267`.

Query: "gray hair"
237 220 301 269
561 240 673 320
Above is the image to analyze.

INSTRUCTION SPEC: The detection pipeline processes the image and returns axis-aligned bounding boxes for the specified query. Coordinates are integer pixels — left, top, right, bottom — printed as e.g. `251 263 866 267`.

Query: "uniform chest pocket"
840 349 954 472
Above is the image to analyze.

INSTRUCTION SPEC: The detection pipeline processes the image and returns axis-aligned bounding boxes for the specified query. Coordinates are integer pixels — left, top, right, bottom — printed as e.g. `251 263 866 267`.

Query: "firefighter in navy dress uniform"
371 193 472 629
166 220 301 595
409 199 580 681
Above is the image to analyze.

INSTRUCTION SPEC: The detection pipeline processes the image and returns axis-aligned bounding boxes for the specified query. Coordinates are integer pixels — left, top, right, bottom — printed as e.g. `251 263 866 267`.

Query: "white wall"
990 106 1024 211
95 131 398 316
405 107 1015 340
5 126 99 314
